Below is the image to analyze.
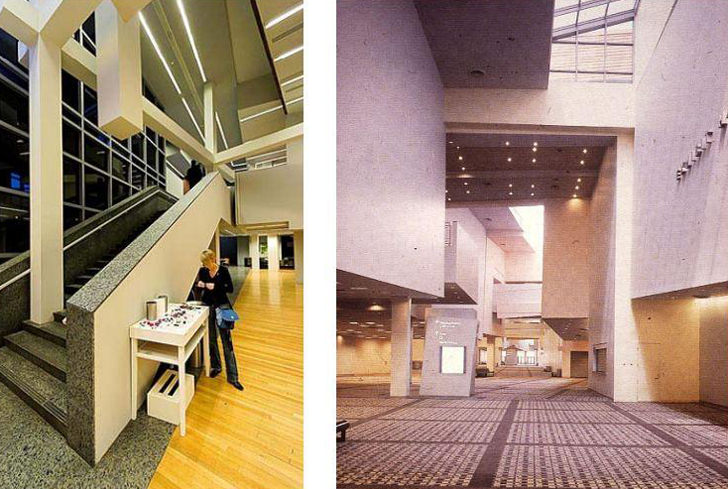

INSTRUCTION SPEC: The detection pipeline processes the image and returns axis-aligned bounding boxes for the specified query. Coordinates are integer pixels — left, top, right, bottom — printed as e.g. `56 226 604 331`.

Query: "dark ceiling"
414 0 555 89
446 133 614 202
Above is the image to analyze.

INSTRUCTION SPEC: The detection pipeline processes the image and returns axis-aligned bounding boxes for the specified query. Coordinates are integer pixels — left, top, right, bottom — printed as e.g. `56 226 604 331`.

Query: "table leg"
203 323 210 377
178 347 186 436
131 338 137 420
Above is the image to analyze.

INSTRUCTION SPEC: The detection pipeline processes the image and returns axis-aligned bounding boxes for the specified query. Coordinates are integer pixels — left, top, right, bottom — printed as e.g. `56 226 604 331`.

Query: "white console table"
129 303 210 435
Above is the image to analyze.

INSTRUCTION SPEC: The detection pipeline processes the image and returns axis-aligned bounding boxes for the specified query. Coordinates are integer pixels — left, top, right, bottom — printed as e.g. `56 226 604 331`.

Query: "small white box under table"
129 303 210 436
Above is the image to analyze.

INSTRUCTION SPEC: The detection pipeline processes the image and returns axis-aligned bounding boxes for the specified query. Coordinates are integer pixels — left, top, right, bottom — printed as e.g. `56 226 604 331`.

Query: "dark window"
146 140 157 173
112 179 130 204
111 152 130 180
0 127 29 192
63 205 82 230
84 135 109 172
131 133 143 159
0 210 29 258
131 164 144 189
62 122 81 157
62 71 80 111
83 86 98 125
0 82 27 132
63 157 81 204
594 347 607 373
84 168 108 210
0 30 18 64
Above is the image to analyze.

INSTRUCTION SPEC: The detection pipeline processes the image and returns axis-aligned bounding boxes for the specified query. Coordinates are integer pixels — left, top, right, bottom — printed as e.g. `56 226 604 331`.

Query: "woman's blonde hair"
200 249 217 268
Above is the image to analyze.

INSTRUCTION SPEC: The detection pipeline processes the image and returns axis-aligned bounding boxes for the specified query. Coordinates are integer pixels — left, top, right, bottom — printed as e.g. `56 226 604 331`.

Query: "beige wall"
505 251 542 283
699 296 728 407
93 173 231 462
445 208 487 308
337 337 424 376
562 340 589 379
236 137 303 229
165 165 184 199
482 238 505 336
542 198 590 318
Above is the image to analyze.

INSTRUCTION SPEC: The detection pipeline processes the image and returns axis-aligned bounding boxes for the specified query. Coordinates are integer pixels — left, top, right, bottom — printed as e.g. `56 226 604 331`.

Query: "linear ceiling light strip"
182 97 204 140
265 2 303 29
215 112 229 149
176 0 207 83
140 12 182 94
240 104 283 123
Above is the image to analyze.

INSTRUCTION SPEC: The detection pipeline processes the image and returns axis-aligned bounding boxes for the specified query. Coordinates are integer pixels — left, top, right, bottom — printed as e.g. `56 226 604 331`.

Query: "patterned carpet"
336 374 728 489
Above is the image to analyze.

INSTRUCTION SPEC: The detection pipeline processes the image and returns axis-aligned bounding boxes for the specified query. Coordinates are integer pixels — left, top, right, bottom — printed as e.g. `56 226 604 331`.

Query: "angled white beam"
0 0 39 46
215 123 303 166
36 0 102 47
96 0 143 139
111 0 153 22
29 34 64 322
62 37 97 88
142 98 214 167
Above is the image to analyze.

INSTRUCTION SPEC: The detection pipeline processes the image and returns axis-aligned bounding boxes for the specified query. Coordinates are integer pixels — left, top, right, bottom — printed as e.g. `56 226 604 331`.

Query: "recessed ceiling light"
466 190 470 194
448 141 453 144
575 185 580 190
461 166 465 171
530 192 535 196
508 191 513 196
505 141 510 146
447 197 451 201
580 160 585 165
532 158 536 163
508 183 513 188
507 157 512 162
456 146 460 149
583 148 588 153
349 321 358 325
577 178 582 183
531 184 535 188
533 142 538 146
573 194 578 198
265 2 303 29
458 155 463 161
532 147 537 152
464 181 468 186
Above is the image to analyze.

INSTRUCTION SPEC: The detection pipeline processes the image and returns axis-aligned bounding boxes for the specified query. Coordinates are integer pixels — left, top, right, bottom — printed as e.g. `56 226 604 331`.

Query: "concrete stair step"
22 319 66 347
0 348 67 437
4 331 67 382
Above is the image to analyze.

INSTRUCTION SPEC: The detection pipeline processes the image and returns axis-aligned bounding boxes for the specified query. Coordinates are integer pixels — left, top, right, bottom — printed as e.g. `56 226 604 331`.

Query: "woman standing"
196 249 244 391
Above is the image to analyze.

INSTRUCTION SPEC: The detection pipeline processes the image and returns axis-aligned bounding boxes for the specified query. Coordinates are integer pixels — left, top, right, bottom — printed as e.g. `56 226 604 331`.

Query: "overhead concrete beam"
215 123 303 166
96 0 143 139
111 0 153 22
62 37 97 88
37 0 102 47
0 0 39 46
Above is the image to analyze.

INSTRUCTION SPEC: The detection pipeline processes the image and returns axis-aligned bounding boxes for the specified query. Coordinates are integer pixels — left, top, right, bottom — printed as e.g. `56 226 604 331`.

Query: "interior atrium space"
0 0 302 487
336 1 728 488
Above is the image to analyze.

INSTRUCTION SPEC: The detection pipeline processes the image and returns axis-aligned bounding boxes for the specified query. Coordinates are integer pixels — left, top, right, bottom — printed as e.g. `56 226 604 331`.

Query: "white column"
29 34 63 323
268 235 280 271
203 82 216 154
390 297 412 397
250 234 260 270
293 230 303 284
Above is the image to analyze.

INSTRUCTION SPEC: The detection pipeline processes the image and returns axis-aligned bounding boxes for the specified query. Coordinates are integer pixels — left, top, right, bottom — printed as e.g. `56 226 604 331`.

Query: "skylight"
550 0 639 83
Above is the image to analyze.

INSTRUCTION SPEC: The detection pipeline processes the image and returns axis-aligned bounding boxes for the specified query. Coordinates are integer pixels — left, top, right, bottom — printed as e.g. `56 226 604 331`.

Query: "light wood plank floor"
148 270 303 489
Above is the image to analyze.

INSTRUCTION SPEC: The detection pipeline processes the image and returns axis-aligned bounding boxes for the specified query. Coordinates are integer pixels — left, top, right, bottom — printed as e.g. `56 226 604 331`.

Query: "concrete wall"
699 296 728 407
562 340 589 379
445 82 634 130
633 0 675 85
588 145 617 398
633 0 728 298
337 337 424 376
337 0 445 297
542 198 590 318
505 251 542 283
236 137 303 229
165 165 184 198
482 238 505 336
445 208 486 305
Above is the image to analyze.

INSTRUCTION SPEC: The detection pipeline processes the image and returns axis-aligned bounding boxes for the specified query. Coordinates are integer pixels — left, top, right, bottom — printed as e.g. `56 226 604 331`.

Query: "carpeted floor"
336 374 728 489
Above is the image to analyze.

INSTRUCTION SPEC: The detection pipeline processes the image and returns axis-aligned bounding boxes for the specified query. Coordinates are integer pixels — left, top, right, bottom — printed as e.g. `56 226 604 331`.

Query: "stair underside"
0 348 67 436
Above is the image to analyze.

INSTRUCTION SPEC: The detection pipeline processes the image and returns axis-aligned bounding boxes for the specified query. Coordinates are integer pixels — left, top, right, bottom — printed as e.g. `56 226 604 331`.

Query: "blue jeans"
208 317 239 383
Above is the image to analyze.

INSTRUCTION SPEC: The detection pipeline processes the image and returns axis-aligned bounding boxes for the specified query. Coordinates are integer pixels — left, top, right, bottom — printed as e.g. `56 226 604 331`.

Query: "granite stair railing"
0 188 176 443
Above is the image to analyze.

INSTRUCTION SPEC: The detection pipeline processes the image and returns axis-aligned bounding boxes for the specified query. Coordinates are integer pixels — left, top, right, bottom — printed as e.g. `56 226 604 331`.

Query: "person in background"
183 160 205 194
196 249 244 391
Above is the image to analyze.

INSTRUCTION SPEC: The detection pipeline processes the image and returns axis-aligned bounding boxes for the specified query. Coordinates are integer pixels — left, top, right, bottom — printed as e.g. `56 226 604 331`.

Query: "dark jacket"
196 265 233 308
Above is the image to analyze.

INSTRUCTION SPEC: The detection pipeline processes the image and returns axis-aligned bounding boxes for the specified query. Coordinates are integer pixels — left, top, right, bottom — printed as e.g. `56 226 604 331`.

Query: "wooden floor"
148 270 303 489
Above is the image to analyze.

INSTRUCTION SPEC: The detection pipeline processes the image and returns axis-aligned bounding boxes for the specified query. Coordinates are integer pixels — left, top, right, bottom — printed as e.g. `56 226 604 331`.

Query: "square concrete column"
29 35 63 323
250 234 260 270
293 230 303 284
390 297 412 397
267 235 280 271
